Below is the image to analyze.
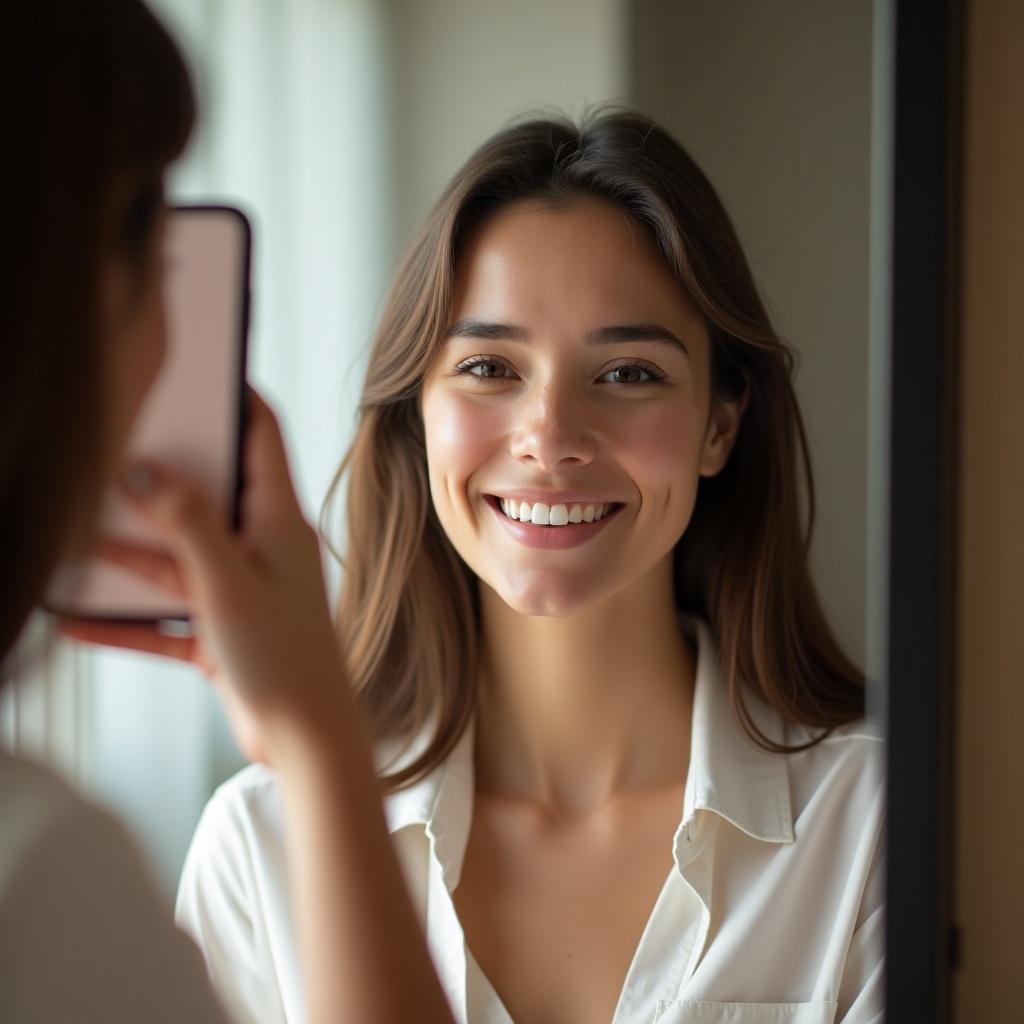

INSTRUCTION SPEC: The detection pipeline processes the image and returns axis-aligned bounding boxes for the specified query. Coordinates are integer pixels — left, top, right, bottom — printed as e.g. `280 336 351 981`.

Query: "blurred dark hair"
0 0 195 669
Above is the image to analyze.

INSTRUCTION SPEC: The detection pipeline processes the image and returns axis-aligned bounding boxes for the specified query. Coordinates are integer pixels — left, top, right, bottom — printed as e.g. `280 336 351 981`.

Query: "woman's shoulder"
0 745 68 788
0 750 110 884
0 753 227 1024
187 761 285 861
782 713 886 827
0 747 81 815
787 712 885 774
176 762 288 958
205 760 281 810
0 752 184 916
787 712 884 750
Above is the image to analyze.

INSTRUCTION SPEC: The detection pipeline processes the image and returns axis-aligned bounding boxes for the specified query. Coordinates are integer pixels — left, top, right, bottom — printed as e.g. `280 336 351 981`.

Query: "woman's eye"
453 358 665 386
455 357 514 380
601 363 665 385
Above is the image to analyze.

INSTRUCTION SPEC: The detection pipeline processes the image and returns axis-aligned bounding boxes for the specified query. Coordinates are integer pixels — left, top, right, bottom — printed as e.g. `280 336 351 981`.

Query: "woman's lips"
484 494 624 549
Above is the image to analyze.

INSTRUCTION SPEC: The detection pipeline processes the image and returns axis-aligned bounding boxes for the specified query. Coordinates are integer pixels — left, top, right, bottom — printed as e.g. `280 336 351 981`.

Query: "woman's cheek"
424 391 505 507
621 406 703 511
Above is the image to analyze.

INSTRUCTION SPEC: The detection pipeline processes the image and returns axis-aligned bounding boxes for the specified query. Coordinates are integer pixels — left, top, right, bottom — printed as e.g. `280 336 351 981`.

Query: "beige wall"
953 0 1024 1016
630 0 873 670
384 0 628 248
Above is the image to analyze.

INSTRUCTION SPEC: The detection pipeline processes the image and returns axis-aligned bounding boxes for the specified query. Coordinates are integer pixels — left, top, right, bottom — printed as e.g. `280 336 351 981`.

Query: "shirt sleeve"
175 783 289 1024
836 782 886 1024
0 797 230 1024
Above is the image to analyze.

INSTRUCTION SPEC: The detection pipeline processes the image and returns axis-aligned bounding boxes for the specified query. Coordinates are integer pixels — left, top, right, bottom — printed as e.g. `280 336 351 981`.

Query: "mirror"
16 0 898 1018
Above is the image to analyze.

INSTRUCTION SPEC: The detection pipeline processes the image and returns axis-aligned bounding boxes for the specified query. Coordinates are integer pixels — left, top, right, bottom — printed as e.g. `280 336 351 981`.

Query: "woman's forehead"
451 198 703 335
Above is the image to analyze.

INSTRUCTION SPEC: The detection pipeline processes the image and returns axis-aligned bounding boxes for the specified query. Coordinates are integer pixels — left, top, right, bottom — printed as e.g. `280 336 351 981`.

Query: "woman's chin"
490 571 618 619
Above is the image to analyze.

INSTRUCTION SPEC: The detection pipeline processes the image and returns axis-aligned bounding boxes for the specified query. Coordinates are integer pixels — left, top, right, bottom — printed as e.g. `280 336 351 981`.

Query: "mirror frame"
883 0 964 1018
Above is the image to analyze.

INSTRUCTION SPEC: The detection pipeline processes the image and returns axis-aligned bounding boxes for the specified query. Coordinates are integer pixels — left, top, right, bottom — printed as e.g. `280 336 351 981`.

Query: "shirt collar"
681 614 794 846
380 710 478 890
379 613 794 890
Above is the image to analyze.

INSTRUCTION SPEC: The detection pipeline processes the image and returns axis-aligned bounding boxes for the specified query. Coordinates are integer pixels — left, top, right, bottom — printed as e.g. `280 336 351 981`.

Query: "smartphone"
45 204 252 624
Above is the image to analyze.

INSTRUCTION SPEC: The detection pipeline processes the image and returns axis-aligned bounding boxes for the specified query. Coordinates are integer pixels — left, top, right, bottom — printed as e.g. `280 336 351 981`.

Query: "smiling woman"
331 114 865 769
174 111 883 1024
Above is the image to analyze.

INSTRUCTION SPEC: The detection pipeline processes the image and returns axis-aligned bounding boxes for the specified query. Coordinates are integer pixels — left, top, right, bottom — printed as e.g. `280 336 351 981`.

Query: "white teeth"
497 498 614 527
530 503 551 525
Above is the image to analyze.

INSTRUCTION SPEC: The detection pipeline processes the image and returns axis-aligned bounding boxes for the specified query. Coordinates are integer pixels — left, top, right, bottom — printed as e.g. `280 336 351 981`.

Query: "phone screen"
45 205 252 623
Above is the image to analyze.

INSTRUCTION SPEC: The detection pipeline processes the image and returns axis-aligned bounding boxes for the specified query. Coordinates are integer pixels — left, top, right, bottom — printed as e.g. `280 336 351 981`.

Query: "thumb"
120 464 242 589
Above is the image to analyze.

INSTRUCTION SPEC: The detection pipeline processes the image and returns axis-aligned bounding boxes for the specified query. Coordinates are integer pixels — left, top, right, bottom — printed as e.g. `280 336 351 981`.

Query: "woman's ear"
698 386 749 478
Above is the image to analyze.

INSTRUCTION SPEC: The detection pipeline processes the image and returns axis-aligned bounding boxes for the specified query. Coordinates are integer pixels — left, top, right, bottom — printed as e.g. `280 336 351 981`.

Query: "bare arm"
273 711 453 1024
61 389 455 1024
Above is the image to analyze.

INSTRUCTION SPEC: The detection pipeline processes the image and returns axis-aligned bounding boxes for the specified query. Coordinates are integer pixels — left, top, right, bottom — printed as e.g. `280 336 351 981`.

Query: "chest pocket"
653 1000 838 1024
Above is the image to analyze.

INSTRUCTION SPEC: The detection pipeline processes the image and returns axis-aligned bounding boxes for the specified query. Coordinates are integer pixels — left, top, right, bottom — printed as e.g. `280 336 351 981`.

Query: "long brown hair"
324 109 865 791
0 0 194 674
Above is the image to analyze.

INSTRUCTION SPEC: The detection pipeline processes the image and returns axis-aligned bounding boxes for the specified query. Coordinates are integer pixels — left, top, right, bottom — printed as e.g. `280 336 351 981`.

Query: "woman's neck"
474 556 695 819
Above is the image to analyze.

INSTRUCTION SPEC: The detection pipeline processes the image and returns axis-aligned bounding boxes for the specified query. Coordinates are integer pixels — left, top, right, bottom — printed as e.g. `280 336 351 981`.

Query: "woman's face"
420 198 745 617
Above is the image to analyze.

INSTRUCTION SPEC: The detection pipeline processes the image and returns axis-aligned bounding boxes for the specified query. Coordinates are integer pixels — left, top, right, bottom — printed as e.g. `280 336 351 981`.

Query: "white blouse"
175 615 885 1024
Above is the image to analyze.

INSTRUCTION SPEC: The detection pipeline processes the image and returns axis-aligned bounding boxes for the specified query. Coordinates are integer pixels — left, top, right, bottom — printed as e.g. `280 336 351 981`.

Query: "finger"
94 538 188 598
241 388 307 529
118 463 243 590
58 619 198 663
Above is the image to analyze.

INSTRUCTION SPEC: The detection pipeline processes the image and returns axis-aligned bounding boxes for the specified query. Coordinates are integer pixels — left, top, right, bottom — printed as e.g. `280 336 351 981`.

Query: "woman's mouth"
484 494 625 549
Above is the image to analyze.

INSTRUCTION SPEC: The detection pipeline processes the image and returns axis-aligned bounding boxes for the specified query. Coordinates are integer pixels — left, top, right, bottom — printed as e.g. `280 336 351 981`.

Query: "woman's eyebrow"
444 318 688 355
445 319 527 341
587 324 688 356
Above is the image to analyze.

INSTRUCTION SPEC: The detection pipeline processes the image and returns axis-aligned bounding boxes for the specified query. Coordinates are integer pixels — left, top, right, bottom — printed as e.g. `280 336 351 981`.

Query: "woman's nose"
507 382 597 470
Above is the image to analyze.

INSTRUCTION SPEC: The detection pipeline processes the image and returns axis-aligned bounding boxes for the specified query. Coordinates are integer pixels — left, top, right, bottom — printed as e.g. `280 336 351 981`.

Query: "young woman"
171 113 885 1024
1 3 452 1022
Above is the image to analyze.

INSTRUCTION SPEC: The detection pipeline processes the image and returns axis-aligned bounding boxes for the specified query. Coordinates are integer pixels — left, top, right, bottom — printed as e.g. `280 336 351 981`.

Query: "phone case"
44 205 252 623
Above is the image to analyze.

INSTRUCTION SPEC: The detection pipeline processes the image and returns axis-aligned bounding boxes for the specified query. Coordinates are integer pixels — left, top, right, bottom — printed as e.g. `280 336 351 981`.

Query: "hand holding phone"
59 389 346 767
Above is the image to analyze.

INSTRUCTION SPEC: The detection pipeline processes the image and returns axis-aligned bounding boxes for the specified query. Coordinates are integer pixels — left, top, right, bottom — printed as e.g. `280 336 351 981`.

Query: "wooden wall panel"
954 0 1024 1017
